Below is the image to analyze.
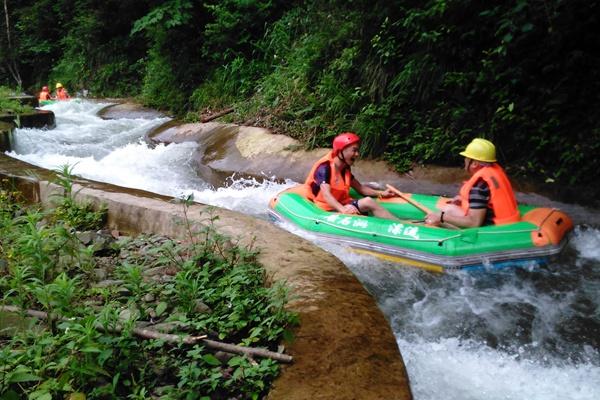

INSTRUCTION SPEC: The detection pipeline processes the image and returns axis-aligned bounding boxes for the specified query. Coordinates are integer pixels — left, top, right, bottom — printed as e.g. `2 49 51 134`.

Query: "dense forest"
2 0 599 195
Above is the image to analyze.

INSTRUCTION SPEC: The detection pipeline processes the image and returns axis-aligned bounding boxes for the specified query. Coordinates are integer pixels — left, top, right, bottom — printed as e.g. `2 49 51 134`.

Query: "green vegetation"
0 172 297 399
0 86 33 114
2 1 599 190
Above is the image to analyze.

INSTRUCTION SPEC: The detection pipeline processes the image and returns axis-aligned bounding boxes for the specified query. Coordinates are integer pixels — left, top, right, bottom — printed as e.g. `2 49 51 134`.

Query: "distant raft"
268 185 574 272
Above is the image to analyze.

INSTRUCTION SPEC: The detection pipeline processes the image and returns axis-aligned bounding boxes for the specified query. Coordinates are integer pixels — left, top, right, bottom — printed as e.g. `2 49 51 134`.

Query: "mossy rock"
0 121 14 152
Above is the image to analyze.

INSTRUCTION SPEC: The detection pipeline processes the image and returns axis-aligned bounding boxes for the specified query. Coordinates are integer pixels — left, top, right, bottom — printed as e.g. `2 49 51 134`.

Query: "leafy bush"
0 87 33 114
0 188 296 399
49 165 107 231
6 0 600 192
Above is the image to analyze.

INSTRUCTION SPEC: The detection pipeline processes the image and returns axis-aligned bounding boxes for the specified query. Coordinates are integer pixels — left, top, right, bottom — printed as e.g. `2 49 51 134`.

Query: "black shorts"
350 199 368 216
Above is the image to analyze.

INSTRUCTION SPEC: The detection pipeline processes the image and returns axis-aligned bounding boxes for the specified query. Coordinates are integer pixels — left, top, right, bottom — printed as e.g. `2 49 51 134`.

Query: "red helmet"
42 86 49 91
332 132 360 156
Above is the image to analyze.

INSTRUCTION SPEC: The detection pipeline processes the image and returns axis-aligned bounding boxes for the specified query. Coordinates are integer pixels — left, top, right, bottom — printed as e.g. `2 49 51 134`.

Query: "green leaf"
155 301 168 316
9 372 41 383
521 22 534 32
202 354 221 366
81 346 102 353
28 391 52 400
1 390 20 400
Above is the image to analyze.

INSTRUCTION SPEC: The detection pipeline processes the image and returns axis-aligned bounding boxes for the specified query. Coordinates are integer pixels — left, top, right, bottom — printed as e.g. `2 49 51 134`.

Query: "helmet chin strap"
337 151 350 166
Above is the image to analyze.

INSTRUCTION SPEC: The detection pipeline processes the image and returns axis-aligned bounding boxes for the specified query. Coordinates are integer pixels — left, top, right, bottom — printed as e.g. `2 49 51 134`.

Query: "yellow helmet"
56 82 63 89
459 138 496 162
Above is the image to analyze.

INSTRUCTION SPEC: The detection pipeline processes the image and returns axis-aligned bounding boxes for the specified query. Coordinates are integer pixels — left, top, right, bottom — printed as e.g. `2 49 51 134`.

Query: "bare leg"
357 197 399 220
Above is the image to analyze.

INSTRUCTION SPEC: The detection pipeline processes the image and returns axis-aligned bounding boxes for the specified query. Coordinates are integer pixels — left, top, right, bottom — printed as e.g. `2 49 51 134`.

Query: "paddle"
386 184 433 214
385 184 459 229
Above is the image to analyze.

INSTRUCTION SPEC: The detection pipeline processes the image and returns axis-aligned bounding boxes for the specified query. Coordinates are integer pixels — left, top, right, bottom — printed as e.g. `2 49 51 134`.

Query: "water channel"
6 100 600 400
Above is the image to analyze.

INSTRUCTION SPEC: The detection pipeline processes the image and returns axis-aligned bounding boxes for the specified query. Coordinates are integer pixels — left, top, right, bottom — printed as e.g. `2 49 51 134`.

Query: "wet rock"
164 266 178 276
91 231 117 255
77 231 94 245
214 351 233 363
194 300 212 314
158 275 174 283
143 293 156 302
142 266 164 277
145 307 157 319
151 321 187 333
119 307 140 322
152 386 174 397
94 279 125 288
93 268 108 281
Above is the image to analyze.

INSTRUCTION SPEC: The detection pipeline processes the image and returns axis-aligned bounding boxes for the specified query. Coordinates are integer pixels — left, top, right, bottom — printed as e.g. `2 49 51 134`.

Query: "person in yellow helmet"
54 82 70 100
425 138 519 227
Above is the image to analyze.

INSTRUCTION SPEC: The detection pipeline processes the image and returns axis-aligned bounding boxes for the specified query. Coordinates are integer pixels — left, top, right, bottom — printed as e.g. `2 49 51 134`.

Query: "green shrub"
0 189 297 399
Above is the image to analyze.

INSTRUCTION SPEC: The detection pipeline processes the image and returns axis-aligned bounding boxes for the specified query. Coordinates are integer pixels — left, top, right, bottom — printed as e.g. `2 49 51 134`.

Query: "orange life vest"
56 88 69 100
304 151 353 211
38 91 51 101
459 163 520 225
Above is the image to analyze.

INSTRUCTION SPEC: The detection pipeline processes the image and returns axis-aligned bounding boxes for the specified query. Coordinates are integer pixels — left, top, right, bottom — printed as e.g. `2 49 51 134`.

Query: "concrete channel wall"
0 154 412 400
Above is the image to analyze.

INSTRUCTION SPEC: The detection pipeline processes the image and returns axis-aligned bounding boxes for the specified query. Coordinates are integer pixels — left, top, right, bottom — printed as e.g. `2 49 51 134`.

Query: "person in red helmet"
304 132 398 219
38 86 52 101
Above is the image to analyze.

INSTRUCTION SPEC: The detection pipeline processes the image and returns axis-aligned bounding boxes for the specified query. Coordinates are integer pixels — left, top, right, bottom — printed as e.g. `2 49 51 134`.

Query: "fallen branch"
0 305 292 363
202 338 292 363
201 107 234 123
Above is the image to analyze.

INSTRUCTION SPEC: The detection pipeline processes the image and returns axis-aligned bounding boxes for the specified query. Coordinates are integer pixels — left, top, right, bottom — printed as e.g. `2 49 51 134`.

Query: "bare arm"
426 207 486 228
320 183 359 214
351 178 395 198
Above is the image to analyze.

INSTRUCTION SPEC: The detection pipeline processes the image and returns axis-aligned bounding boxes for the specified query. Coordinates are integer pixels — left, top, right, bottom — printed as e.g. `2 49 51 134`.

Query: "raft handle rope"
275 201 462 244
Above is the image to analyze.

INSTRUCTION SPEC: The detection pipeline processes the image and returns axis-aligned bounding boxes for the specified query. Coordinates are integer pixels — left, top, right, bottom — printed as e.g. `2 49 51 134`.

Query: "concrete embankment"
0 153 413 400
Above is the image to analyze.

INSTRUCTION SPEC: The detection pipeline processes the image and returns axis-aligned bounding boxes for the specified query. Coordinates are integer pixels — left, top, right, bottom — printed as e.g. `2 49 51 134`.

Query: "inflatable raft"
268 185 574 272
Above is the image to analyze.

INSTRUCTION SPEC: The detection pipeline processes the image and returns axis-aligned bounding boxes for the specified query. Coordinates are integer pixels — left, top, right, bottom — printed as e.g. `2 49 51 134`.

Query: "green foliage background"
2 0 599 188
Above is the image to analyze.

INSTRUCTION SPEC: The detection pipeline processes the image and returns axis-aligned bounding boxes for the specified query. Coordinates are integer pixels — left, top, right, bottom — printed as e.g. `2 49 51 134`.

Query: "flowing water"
6 100 600 399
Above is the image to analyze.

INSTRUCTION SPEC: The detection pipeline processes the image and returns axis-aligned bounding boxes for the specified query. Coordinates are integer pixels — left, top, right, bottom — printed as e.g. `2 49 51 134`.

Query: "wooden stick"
386 184 460 229
0 305 292 363
201 107 234 123
386 184 432 214
202 338 293 363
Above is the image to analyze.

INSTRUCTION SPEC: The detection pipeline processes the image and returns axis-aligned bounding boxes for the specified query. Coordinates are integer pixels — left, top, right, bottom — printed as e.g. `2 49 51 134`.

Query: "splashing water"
6 100 600 400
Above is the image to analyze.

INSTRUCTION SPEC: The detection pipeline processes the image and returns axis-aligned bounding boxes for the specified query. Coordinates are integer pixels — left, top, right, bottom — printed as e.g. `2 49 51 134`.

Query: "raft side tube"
522 208 574 246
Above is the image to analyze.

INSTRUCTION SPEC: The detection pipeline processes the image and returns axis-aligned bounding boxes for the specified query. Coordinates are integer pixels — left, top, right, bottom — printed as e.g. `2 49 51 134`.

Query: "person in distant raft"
54 82 70 100
425 138 519 228
38 86 52 101
305 132 399 219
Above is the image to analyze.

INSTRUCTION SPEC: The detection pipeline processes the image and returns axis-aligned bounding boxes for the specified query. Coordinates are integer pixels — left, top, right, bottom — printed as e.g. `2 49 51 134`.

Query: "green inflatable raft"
268 185 574 272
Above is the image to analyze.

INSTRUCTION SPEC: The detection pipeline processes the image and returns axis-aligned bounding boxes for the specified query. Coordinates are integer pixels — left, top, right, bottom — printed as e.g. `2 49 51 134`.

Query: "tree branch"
0 305 293 363
201 107 234 123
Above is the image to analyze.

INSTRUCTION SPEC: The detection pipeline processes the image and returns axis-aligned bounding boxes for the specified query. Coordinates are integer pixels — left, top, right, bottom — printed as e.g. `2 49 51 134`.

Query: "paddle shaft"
386 184 460 229
386 184 433 215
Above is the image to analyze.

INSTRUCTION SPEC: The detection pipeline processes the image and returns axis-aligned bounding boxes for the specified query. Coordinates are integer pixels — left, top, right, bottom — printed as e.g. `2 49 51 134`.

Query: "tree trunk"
2 0 22 87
